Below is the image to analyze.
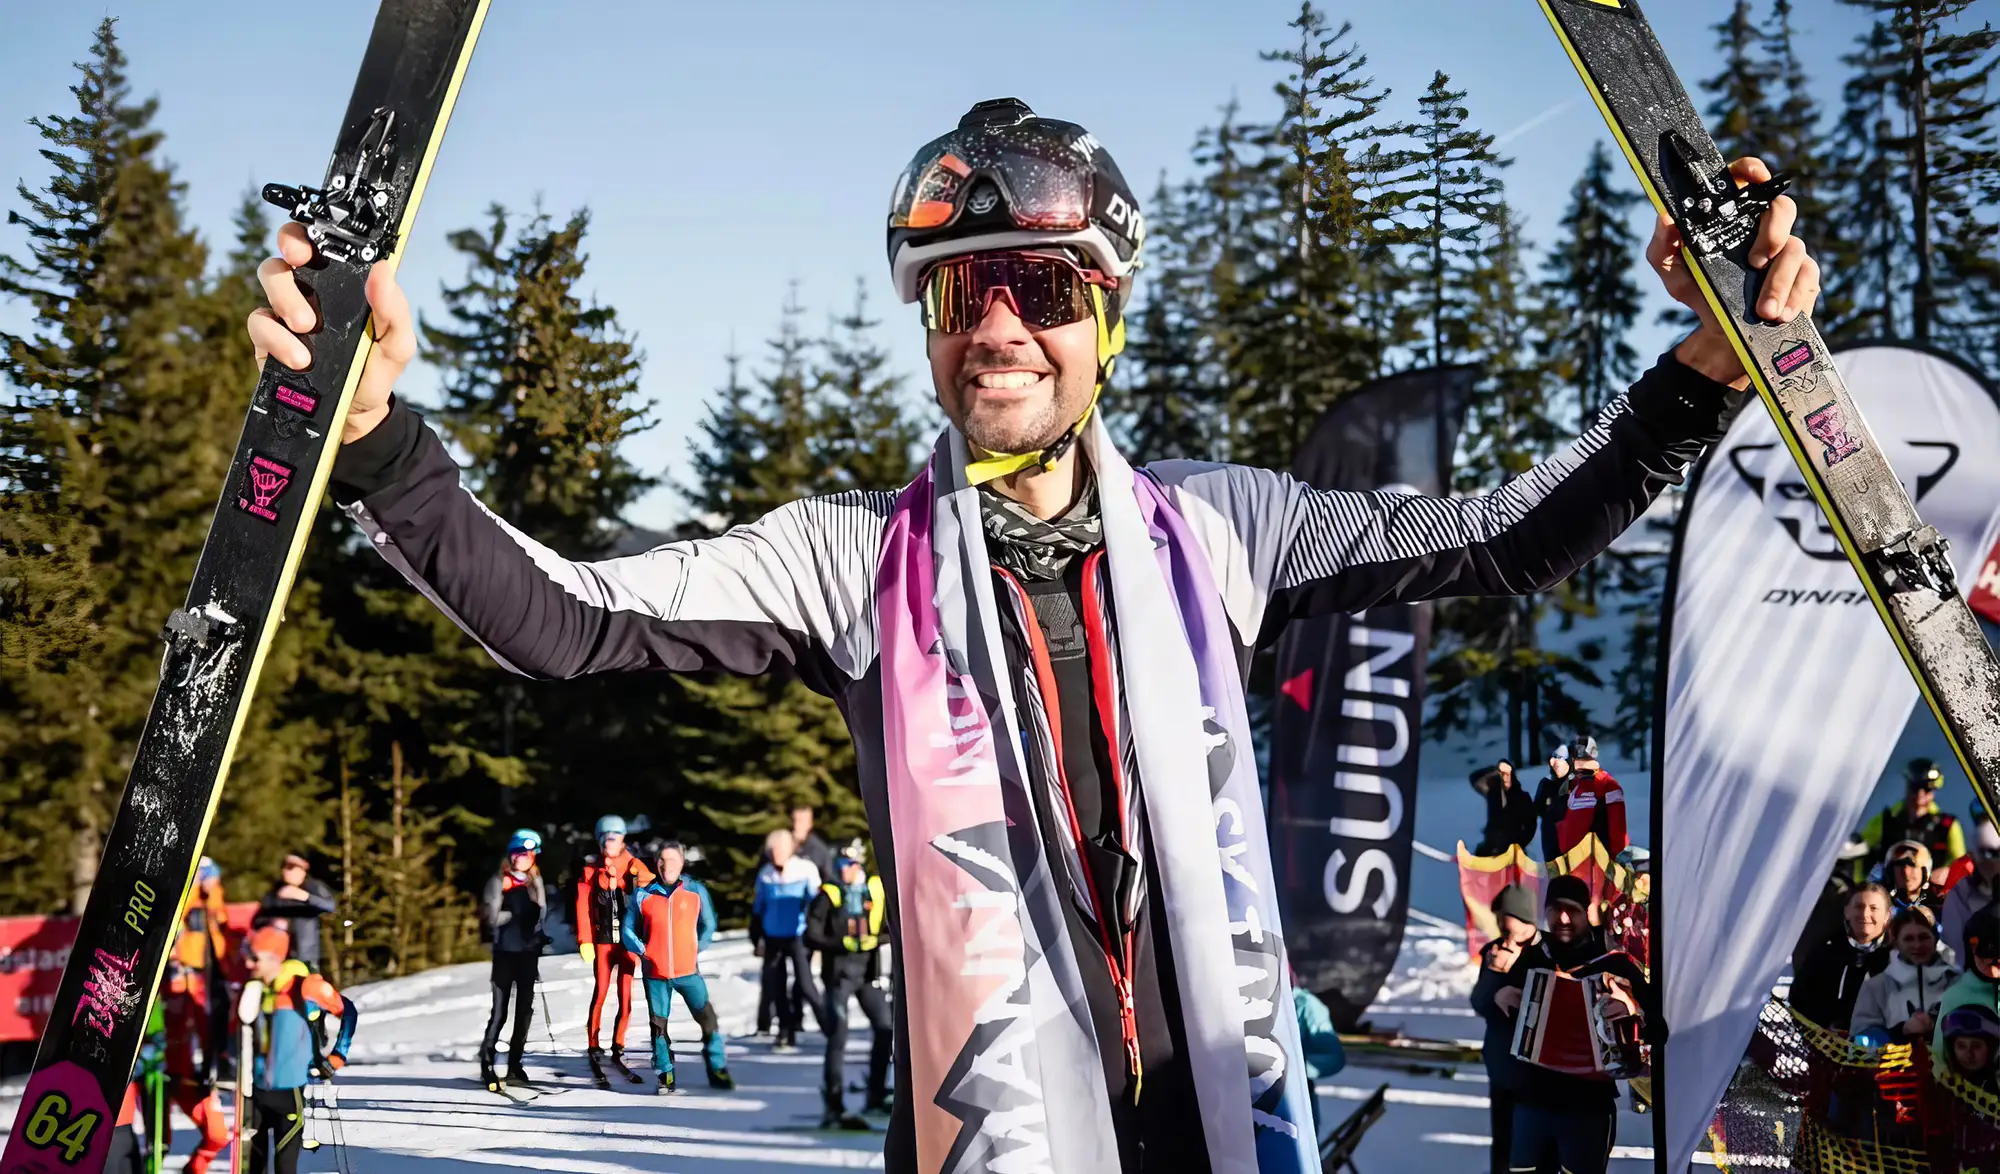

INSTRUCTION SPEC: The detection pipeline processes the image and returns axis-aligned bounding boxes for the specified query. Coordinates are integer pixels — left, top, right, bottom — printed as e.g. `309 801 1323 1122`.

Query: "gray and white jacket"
331 350 1745 1166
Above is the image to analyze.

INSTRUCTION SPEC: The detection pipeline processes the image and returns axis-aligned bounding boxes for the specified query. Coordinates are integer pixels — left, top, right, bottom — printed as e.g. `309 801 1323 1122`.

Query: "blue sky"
2 0 1877 528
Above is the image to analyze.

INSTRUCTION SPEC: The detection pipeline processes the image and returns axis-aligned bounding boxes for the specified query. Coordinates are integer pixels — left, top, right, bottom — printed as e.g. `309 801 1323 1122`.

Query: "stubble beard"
953 370 1091 457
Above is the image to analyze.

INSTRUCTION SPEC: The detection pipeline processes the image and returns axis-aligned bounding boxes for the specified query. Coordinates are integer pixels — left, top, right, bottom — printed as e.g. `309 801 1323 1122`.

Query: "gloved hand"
581 943 596 963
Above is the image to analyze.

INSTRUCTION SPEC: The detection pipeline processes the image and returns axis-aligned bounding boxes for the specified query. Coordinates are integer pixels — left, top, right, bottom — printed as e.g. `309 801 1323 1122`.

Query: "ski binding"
1658 131 1792 260
263 107 402 264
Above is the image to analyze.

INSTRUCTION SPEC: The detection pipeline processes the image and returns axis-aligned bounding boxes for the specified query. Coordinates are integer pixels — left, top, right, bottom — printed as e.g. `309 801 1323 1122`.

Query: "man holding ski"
252 95 1817 1171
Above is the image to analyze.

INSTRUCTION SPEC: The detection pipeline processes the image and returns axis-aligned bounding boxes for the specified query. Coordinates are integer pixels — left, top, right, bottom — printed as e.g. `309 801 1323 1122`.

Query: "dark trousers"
1509 1101 1615 1174
822 957 891 1113
1489 1088 1516 1174
248 1086 305 1174
103 1124 142 1174
481 950 540 1065
759 936 820 1039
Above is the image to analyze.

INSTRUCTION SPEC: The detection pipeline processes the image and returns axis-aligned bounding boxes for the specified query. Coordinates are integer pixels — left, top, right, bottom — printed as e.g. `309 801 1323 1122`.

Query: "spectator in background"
1291 980 1346 1137
1488 875 1649 1174
1799 838 1873 972
789 804 837 882
1534 745 1573 863
804 841 891 1129
1939 1005 2000 1091
253 854 337 971
174 857 232 1082
1474 760 1536 856
478 829 549 1092
1791 883 1893 1030
1936 905 2000 1061
1544 736 1629 862
1862 758 1966 882
1469 884 1541 1174
1942 818 2000 965
1881 841 1942 918
751 828 823 1052
1849 906 1959 1045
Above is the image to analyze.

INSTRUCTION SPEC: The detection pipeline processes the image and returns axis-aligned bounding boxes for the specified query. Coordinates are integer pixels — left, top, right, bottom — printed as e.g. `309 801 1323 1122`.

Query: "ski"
1535 0 2000 813
1 6 489 1172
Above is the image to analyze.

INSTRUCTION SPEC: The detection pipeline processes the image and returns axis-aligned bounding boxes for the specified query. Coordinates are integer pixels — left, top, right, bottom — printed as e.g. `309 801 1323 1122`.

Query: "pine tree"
1227 6 1401 469
1704 0 1779 164
1541 143 1643 438
1428 204 1595 764
1118 176 1217 462
813 279 925 492
0 21 243 912
1397 72 1508 371
1831 1 2000 356
1760 0 1841 324
424 205 654 558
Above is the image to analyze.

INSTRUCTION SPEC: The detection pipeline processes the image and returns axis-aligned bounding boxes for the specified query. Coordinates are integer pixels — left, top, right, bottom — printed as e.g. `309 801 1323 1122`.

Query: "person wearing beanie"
1533 745 1574 864
1542 736 1628 864
1849 905 1959 1045
479 829 549 1092
1935 905 2000 1066
1469 883 1542 1174
1487 873 1650 1174
243 925 357 1174
1942 816 2000 964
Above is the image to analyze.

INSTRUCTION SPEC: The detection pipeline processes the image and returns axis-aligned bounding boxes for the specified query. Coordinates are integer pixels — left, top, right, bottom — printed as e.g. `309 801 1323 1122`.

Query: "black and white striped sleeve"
1151 351 1749 646
329 399 889 686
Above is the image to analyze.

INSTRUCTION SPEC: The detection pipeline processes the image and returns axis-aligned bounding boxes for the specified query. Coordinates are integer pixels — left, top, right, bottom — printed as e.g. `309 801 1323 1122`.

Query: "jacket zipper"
995 563 1144 1098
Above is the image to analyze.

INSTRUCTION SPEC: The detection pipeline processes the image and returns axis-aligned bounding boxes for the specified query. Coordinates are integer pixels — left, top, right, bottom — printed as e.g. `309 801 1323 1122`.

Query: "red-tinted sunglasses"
920 251 1117 335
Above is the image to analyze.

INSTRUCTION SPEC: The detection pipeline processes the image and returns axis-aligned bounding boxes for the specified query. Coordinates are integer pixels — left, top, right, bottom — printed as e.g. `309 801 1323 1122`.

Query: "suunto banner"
1658 344 2000 1171
1270 365 1472 1029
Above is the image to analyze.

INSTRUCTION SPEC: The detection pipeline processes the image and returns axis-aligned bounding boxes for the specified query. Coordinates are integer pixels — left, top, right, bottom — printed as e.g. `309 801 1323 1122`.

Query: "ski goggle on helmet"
887 98 1145 482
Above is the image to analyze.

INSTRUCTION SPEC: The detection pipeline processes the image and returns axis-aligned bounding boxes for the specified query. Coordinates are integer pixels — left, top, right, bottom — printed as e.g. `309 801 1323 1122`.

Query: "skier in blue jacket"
751 828 823 1051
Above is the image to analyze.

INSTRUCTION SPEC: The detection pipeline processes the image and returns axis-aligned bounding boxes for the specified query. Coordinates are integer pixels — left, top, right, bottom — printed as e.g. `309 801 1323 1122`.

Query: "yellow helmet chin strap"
963 285 1126 487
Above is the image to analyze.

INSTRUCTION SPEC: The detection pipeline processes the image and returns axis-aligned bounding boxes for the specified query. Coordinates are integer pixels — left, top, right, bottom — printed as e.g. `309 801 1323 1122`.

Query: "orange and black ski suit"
576 851 655 1051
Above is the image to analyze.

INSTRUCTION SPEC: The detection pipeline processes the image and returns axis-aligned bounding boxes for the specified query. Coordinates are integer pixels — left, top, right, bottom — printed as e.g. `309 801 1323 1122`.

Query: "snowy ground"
3 913 1671 1172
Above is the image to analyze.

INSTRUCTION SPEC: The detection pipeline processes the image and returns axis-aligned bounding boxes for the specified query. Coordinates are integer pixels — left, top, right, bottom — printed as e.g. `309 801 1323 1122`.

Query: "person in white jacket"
1851 906 1960 1045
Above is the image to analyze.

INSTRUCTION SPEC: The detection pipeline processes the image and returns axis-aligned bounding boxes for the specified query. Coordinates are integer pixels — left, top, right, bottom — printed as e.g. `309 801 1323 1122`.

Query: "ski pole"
540 983 558 1051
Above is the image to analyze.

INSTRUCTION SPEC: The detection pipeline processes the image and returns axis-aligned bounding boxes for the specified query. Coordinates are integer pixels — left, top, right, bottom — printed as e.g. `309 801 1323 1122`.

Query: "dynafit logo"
1726 439 1959 561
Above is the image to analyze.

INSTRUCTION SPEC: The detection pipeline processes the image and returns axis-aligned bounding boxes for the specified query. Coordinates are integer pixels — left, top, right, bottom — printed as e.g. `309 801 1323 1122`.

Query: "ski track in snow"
1 927 1670 1171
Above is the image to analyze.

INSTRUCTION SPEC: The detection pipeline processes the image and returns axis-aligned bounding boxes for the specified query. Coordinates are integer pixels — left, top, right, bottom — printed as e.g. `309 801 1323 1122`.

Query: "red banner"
0 903 261 1042
1972 536 2000 626
1456 836 1651 967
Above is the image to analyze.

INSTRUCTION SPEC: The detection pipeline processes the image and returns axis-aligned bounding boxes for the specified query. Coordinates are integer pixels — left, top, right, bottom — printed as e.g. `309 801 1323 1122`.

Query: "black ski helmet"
887 98 1145 316
1904 758 1944 790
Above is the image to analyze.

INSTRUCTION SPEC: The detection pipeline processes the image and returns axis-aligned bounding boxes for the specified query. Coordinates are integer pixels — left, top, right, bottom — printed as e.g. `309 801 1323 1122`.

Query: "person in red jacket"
576 814 655 1086
1549 736 1628 859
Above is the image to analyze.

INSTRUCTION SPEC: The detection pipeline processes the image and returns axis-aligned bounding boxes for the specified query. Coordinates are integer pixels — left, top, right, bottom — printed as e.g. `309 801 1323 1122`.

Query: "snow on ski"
1535 0 2000 815
0 5 488 1172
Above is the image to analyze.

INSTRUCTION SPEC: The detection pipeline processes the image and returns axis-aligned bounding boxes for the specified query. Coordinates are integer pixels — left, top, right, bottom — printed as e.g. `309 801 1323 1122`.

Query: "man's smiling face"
927 277 1098 458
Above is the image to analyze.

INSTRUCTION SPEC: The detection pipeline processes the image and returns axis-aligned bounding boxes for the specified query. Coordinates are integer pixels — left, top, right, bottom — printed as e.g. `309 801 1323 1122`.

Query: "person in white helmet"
251 95 1818 1171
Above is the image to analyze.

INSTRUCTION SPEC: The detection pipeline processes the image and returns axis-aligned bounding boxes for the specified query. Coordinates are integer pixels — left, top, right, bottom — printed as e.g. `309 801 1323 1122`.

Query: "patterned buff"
874 418 1317 1174
977 481 1103 582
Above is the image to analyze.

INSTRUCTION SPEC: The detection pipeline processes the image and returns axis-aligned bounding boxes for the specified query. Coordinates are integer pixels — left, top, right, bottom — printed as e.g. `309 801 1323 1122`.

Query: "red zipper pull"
1117 978 1144 1101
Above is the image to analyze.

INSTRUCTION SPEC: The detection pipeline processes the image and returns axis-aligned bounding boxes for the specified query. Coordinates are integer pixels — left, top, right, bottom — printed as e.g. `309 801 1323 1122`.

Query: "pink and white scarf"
875 419 1317 1174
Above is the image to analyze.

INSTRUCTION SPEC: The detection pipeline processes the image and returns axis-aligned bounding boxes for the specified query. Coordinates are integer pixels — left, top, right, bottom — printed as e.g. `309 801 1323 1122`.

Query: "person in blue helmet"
478 828 549 1092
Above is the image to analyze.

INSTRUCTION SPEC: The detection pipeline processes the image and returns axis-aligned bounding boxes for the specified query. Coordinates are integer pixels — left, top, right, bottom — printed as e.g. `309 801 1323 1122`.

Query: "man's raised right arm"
330 397 880 681
251 224 876 683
